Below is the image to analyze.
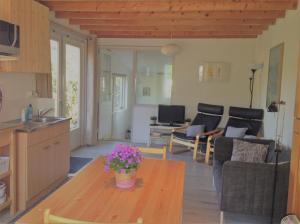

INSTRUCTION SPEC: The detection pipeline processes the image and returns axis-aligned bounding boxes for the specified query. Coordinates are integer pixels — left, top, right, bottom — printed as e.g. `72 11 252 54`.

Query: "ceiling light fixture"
161 44 180 57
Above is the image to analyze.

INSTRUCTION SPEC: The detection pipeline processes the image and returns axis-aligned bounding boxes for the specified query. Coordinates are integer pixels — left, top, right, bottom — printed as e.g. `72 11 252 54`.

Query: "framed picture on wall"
198 62 230 82
266 43 284 107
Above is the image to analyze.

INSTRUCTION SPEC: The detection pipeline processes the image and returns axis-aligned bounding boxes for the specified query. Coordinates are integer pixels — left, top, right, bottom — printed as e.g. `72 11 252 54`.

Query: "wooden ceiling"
39 0 298 38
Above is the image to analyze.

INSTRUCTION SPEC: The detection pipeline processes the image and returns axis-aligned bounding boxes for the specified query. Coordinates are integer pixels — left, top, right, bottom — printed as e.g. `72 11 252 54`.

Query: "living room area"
1 0 300 223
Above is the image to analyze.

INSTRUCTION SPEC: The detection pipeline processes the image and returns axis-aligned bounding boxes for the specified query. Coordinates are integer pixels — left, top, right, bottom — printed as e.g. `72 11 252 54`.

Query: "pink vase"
115 170 136 189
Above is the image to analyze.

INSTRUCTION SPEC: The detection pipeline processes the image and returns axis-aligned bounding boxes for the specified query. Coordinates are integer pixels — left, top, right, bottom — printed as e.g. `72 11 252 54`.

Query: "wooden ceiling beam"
91 30 261 38
39 0 297 38
81 24 268 32
91 30 262 35
69 18 276 26
96 35 258 38
56 11 286 20
42 1 297 12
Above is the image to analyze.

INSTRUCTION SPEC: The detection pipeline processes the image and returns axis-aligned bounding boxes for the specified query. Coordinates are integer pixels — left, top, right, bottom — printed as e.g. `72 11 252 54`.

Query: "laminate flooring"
0 140 272 224
72 141 271 224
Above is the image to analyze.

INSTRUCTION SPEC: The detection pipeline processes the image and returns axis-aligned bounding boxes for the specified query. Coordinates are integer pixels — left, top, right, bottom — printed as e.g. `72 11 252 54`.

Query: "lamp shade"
161 44 180 57
249 63 264 71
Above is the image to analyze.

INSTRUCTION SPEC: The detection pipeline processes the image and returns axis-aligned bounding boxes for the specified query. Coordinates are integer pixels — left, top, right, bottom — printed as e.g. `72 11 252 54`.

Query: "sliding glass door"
50 34 85 150
63 40 83 149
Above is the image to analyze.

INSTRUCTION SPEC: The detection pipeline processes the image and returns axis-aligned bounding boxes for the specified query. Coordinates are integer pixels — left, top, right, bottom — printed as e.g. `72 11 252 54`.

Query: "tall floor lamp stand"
249 68 256 108
270 147 280 224
268 101 286 224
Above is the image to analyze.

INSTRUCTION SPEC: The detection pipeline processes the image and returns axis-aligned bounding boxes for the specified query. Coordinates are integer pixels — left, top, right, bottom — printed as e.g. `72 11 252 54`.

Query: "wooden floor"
0 140 271 223
72 141 271 224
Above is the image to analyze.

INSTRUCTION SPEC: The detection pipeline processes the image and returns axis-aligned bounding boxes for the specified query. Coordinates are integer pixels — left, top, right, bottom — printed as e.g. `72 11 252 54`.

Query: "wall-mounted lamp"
249 63 264 108
267 100 286 112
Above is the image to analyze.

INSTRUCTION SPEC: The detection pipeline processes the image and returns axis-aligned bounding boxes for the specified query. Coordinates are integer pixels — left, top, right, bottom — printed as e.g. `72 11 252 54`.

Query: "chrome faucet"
37 108 53 118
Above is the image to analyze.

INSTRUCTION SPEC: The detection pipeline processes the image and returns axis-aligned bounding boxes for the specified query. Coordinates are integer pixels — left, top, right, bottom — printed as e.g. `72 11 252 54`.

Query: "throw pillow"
225 126 248 138
231 139 269 163
186 125 205 137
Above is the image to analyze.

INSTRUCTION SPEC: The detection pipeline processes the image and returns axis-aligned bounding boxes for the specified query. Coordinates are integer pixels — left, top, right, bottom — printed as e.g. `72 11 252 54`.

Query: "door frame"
97 48 134 141
50 32 63 117
62 36 87 149
97 48 113 140
50 27 87 150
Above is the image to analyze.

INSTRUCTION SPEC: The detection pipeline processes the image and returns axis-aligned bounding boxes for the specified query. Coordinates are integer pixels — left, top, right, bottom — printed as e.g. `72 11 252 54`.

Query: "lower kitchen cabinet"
16 121 70 211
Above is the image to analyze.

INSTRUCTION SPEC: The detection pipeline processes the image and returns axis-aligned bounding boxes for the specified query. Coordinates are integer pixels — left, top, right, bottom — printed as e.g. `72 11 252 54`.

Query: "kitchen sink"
31 117 63 123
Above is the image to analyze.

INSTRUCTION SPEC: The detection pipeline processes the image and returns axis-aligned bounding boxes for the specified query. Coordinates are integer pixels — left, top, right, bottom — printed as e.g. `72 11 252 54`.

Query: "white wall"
253 7 300 148
99 39 255 127
0 73 55 123
0 73 36 122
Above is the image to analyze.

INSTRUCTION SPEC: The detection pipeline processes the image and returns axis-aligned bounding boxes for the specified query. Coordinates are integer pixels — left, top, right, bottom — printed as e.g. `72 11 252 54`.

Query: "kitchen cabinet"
0 128 16 214
288 121 300 217
288 50 300 218
0 0 11 21
0 0 51 74
16 121 70 211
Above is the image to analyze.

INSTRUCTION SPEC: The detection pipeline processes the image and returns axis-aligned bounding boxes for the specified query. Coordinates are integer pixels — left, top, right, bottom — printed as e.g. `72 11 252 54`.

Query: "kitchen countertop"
0 117 71 132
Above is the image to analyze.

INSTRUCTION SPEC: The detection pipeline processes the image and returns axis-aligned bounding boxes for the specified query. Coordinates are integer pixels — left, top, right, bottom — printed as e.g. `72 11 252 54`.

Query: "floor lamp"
268 100 286 224
249 64 263 108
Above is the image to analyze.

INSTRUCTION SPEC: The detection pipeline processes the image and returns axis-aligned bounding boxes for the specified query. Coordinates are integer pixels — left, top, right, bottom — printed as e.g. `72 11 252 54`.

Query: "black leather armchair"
169 103 224 160
205 106 264 164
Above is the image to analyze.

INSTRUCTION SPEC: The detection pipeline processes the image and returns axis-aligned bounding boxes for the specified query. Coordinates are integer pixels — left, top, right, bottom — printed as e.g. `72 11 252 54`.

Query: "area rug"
69 157 93 174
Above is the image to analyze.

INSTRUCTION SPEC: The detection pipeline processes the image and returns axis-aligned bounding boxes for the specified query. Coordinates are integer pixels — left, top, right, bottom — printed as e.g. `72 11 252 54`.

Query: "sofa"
213 137 290 220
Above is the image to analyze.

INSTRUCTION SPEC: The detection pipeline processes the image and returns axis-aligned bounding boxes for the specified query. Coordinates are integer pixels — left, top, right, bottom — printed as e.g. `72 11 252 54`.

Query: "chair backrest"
44 209 143 224
191 103 224 132
224 106 264 136
138 146 167 160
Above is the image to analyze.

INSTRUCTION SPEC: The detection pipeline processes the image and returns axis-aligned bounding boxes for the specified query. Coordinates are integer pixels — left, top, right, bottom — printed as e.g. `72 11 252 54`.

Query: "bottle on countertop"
21 108 26 122
27 104 33 120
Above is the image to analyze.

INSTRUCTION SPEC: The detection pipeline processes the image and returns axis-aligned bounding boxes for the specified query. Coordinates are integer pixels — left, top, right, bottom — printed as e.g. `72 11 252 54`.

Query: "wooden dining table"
16 157 185 224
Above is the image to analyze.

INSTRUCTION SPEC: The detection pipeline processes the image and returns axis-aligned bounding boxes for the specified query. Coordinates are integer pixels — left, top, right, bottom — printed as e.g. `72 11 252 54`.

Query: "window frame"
112 73 127 112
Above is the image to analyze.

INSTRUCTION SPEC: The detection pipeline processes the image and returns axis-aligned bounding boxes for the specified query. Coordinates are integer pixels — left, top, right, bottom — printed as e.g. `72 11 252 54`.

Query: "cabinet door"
52 133 70 181
31 1 51 73
0 0 16 72
0 0 50 74
27 139 52 200
0 0 32 73
0 0 12 21
288 121 300 217
15 0 32 73
295 51 300 119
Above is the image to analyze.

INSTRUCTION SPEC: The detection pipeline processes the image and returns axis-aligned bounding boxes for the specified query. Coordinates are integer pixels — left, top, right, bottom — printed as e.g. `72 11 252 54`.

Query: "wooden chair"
169 103 224 160
44 209 143 224
138 146 167 160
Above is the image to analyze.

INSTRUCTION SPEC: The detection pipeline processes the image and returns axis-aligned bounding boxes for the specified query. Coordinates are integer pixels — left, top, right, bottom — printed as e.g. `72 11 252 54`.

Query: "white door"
98 49 113 140
112 73 128 140
50 31 86 150
63 39 85 149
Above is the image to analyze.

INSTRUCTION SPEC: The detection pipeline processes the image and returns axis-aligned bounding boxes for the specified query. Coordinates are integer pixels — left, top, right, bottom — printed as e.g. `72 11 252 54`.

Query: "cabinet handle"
54 141 60 145
43 145 51 150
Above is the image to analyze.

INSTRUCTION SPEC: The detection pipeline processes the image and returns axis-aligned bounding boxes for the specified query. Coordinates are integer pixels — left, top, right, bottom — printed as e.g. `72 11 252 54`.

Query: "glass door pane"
113 74 127 112
136 50 173 105
50 39 60 116
98 49 113 140
65 43 81 130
